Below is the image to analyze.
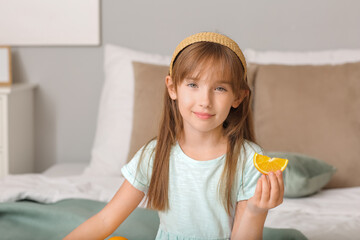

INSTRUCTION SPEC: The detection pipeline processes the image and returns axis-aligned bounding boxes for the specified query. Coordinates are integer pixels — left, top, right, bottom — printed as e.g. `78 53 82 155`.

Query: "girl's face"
166 63 244 137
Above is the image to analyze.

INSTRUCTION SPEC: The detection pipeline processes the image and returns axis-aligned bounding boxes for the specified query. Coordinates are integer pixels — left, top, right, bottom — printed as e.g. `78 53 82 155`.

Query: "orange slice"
253 152 288 175
108 237 128 240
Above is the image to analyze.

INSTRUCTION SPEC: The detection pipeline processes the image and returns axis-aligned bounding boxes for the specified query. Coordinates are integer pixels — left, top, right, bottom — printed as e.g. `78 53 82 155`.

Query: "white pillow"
244 48 360 65
84 45 171 176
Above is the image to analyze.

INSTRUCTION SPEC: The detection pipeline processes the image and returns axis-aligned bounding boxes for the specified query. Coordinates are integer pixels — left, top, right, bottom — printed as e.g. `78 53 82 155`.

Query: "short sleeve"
237 141 263 201
121 140 156 193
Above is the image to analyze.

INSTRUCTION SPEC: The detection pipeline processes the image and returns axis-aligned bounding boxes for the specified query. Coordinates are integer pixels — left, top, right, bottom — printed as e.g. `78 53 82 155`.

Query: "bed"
1 45 359 240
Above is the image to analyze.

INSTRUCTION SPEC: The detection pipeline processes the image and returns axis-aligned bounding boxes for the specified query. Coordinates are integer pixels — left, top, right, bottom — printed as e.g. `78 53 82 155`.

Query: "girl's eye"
187 83 198 88
215 86 227 92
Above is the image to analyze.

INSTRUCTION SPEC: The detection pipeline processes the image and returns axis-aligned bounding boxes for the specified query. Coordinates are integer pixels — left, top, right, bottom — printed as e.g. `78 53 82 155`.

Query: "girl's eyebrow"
215 80 231 85
185 77 231 85
185 77 199 81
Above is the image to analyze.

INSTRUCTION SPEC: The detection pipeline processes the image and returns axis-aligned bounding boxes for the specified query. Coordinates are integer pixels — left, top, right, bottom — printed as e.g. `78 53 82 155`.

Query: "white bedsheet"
265 187 360 240
0 173 124 203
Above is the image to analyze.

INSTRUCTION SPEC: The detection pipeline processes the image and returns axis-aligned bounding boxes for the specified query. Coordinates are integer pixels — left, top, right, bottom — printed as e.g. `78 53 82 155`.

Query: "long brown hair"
142 42 255 215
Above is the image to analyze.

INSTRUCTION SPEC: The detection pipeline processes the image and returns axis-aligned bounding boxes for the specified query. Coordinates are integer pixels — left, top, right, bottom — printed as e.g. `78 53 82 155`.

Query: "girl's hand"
231 171 284 239
247 170 284 214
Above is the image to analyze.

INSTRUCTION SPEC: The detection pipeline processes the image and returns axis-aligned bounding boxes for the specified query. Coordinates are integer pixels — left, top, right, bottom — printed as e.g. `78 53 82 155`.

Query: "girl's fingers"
251 172 285 212
276 170 285 200
261 174 270 203
268 172 280 204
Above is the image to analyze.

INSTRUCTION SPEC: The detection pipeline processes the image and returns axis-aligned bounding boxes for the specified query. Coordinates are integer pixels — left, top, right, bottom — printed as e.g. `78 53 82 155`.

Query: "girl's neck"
178 130 227 161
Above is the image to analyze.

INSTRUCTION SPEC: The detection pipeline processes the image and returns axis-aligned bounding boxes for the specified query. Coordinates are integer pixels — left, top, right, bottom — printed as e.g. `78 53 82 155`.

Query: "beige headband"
169 32 247 79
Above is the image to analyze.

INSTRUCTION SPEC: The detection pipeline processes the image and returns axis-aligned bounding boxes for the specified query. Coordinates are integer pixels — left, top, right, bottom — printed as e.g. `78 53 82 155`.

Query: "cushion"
267 152 336 197
263 227 307 240
127 61 169 161
247 63 258 92
84 45 171 176
253 62 360 188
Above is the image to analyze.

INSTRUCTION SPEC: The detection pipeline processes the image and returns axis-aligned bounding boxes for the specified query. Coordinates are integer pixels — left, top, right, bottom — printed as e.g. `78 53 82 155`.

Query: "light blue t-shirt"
121 140 263 240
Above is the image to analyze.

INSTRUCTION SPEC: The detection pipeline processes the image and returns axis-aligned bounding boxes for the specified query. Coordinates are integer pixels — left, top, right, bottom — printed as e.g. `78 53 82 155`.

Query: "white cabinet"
0 83 36 178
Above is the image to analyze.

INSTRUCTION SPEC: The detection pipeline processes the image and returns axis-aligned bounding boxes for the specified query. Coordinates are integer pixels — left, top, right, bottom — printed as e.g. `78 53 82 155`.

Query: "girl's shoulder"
129 139 157 164
142 138 158 152
242 140 264 156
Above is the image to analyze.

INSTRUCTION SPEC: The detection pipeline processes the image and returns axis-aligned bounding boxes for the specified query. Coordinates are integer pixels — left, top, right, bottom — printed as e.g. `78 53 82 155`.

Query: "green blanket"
0 199 307 240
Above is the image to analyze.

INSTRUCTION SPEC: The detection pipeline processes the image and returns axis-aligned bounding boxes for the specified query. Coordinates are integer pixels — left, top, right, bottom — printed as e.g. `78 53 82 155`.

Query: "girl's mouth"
194 112 214 119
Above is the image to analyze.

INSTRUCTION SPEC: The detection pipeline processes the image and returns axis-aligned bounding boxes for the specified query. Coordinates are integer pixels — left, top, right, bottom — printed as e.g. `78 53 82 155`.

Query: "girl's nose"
199 89 212 108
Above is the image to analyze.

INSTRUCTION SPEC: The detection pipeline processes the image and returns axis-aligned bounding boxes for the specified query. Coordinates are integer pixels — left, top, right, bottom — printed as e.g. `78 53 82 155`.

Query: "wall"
10 0 360 172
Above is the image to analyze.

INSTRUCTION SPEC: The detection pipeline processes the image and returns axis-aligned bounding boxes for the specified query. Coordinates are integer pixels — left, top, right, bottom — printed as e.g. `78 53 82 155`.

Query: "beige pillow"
247 63 258 92
247 64 259 111
127 61 169 161
253 62 360 188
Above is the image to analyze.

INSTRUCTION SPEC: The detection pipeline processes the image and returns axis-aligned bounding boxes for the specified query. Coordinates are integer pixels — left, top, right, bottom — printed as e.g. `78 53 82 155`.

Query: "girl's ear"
232 90 249 108
165 76 177 100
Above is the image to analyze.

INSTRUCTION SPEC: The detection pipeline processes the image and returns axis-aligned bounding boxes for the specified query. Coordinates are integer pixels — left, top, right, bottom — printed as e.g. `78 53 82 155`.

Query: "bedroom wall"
9 0 360 172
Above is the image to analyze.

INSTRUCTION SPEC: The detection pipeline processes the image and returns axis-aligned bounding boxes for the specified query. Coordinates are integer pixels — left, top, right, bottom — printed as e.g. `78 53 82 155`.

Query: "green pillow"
266 152 336 198
263 227 308 240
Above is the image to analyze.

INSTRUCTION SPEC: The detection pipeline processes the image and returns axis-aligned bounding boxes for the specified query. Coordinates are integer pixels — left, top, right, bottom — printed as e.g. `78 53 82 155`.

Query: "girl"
65 32 284 240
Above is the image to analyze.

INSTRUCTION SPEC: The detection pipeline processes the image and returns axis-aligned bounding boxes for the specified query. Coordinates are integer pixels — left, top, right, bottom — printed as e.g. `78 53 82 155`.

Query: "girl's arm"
231 171 284 240
63 180 145 240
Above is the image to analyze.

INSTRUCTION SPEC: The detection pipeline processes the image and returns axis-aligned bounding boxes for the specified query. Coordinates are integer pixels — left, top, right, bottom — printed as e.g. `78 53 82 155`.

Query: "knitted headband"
169 32 247 79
